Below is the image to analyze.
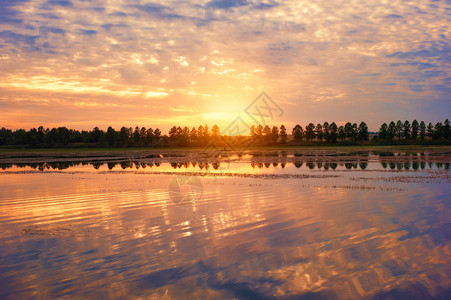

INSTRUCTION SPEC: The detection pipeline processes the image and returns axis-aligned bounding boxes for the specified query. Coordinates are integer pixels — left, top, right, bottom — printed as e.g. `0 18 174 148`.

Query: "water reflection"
0 155 450 299
1 158 450 172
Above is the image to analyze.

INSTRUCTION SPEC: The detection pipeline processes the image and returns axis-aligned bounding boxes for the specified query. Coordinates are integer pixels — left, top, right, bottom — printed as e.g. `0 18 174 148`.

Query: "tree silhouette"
396 120 403 139
427 122 434 139
190 127 198 144
329 122 338 143
379 123 388 140
315 123 323 142
411 120 419 139
358 121 369 141
344 122 353 141
279 125 287 144
338 126 345 142
444 119 451 139
212 124 220 140
419 121 426 140
433 122 443 140
402 120 411 139
388 121 396 141
271 126 279 144
292 124 303 142
352 123 358 142
323 122 330 142
305 123 315 142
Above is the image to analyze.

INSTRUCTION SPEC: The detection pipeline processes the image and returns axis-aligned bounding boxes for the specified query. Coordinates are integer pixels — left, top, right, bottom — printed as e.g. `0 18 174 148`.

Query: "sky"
0 0 450 132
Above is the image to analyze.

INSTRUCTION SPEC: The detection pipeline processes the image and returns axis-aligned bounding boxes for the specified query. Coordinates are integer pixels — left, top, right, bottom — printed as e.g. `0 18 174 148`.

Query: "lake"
0 149 450 299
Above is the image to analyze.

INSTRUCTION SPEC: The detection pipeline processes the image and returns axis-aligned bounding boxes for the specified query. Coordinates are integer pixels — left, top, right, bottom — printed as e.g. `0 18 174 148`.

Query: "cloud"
45 0 73 7
79 29 97 35
205 0 249 9
0 0 29 24
0 30 39 45
0 0 449 131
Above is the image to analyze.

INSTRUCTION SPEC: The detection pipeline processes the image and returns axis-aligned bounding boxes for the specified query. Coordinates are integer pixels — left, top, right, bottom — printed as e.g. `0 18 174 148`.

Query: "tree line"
0 119 449 148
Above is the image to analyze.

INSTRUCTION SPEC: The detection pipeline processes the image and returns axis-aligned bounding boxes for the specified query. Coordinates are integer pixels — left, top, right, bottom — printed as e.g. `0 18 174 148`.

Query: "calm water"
0 151 450 299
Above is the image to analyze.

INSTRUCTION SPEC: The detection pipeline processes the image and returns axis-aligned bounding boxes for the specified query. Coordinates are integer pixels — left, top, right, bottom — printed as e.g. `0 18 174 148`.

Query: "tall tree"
263 125 272 144
338 126 345 142
402 120 411 139
358 121 369 141
352 123 358 141
190 127 198 144
146 128 154 145
433 122 443 140
443 119 450 139
427 122 434 139
379 123 388 140
419 121 426 140
323 122 330 142
305 123 316 142
292 125 303 142
344 122 353 141
169 126 178 142
212 124 220 137
271 126 279 144
153 128 161 140
388 121 396 141
396 120 403 139
315 123 323 142
329 122 338 143
411 120 419 139
280 125 287 144
119 127 129 146
106 126 117 145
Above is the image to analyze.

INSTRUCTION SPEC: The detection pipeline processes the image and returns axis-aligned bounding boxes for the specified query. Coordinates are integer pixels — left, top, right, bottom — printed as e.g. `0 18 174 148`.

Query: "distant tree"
329 122 338 143
315 123 323 142
37 126 45 144
443 119 450 139
323 122 330 142
305 123 316 142
106 126 117 145
344 122 353 141
433 122 443 140
145 128 154 145
388 121 396 141
169 126 178 142
419 121 426 140
89 127 104 144
119 127 130 146
133 126 141 145
396 120 403 139
203 124 210 138
154 128 161 140
338 126 345 142
271 126 279 144
212 124 220 138
411 120 419 139
379 123 388 140
190 127 198 144
263 125 272 144
280 125 287 144
352 123 358 141
250 125 256 140
358 121 369 141
402 120 411 139
427 122 434 139
256 125 263 138
292 124 303 142
181 126 190 145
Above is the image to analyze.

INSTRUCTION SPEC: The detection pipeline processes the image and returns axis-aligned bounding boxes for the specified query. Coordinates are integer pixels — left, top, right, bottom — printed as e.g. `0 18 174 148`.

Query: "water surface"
0 150 450 299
